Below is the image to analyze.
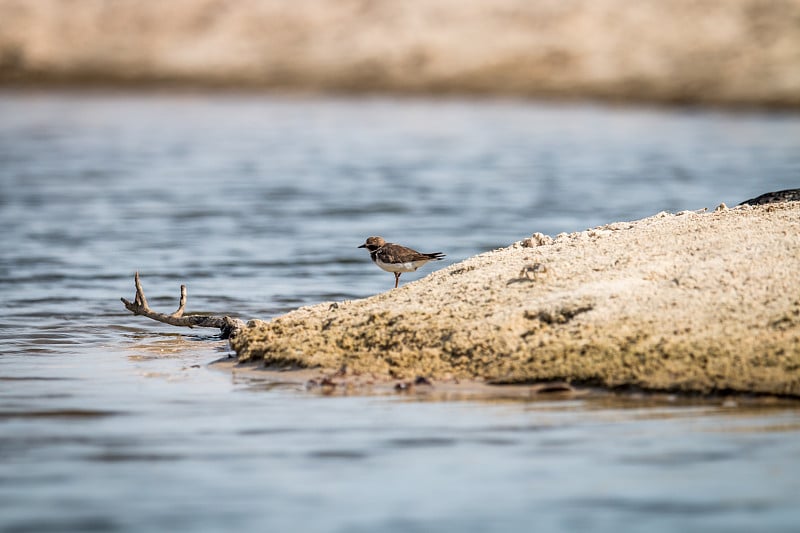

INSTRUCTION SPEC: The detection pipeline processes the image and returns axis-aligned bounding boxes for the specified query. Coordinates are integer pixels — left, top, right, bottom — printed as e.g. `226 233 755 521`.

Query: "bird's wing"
380 243 432 263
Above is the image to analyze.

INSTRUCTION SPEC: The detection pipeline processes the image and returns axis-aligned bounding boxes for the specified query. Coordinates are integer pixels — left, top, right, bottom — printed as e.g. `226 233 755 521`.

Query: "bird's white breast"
375 257 428 273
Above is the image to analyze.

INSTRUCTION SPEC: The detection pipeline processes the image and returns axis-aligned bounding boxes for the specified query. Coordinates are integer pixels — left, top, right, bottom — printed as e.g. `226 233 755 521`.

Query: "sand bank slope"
232 203 800 396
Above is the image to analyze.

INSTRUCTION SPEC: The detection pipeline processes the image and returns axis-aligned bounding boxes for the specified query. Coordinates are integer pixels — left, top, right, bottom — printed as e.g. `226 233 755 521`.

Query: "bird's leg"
394 272 401 288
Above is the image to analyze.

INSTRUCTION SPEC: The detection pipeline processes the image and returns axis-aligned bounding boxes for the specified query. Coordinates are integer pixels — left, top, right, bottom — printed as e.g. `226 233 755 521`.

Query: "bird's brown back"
377 243 444 263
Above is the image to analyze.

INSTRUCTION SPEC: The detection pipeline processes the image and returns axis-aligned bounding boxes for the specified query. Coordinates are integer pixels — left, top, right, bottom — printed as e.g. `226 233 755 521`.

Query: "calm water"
1 91 800 532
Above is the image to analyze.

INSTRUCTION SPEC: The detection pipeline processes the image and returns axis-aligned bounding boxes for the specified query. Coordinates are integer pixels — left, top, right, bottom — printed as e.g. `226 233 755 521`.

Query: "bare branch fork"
121 272 246 339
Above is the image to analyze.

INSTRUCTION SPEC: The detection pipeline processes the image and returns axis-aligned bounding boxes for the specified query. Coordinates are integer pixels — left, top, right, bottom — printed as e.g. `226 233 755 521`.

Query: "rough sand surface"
232 203 800 397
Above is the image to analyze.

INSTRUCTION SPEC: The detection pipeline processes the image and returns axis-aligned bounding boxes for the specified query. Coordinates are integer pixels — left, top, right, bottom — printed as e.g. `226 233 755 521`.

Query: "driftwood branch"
121 272 246 339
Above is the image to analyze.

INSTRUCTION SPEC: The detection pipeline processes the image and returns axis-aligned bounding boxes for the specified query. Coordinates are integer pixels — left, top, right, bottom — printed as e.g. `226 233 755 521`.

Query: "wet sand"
231 201 800 398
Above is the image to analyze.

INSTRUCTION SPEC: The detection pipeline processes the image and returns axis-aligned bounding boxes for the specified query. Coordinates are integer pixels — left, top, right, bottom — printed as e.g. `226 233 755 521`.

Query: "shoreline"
230 202 800 399
210 359 800 406
2 81 800 113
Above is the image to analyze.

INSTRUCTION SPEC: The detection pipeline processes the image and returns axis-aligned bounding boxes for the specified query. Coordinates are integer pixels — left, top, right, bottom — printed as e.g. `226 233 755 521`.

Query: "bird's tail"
426 252 446 261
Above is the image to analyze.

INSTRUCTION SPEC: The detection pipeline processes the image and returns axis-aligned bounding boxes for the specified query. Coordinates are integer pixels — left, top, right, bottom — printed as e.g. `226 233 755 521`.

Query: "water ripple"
1 92 799 533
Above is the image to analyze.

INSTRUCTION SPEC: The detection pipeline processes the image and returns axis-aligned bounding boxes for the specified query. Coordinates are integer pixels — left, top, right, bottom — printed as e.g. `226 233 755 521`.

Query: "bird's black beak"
358 244 366 248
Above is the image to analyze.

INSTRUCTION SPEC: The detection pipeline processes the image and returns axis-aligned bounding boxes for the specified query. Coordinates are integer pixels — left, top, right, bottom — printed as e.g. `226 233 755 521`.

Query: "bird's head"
358 236 386 251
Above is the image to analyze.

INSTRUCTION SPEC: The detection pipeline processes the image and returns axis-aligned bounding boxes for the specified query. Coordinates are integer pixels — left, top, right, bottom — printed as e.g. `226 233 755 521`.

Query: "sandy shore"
231 201 800 398
2 0 800 107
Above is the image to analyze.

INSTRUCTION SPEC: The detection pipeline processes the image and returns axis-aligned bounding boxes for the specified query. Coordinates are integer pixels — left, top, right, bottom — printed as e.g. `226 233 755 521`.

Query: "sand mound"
232 202 800 397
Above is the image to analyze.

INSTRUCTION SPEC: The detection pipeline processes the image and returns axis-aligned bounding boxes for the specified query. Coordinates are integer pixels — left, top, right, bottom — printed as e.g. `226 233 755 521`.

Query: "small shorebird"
358 236 445 288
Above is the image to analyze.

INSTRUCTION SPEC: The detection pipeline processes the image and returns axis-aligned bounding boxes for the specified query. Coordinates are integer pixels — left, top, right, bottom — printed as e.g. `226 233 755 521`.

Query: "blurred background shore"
1 0 799 107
